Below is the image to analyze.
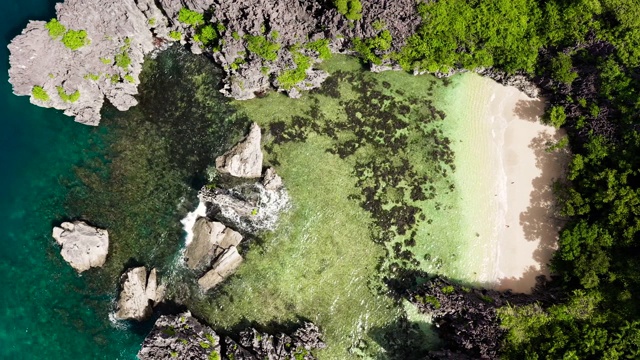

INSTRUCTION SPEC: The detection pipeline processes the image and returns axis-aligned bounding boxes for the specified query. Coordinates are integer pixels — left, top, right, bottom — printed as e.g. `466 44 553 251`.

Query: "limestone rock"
52 221 108 272
262 167 283 191
139 312 325 360
8 0 164 125
216 122 263 178
184 218 242 270
198 246 243 292
115 266 162 321
138 312 222 360
199 182 289 234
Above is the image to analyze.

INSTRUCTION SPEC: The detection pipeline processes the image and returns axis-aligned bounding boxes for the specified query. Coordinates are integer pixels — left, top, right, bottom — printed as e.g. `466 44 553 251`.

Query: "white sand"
481 77 569 293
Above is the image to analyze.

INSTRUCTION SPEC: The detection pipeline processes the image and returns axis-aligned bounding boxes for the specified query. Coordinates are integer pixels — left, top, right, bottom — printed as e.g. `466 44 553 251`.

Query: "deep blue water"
0 1 143 358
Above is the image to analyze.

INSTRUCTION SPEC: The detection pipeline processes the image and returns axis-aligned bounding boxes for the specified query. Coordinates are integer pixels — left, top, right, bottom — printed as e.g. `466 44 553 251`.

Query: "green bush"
306 39 332 60
56 86 80 103
32 86 49 101
546 106 567 128
124 74 135 83
353 30 392 65
178 8 204 27
84 73 100 81
194 25 218 46
100 57 112 65
61 29 89 50
208 352 220 360
334 0 362 21
115 51 131 69
45 19 66 38
277 52 311 89
232 31 240 40
551 53 578 84
246 35 280 61
169 31 182 41
148 17 156 26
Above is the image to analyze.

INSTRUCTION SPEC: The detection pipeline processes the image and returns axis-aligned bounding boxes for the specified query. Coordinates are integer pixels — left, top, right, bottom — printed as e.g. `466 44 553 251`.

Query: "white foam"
181 201 207 246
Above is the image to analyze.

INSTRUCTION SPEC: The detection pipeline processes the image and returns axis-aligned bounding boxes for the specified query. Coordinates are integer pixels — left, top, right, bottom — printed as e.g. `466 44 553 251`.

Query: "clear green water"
1 3 493 358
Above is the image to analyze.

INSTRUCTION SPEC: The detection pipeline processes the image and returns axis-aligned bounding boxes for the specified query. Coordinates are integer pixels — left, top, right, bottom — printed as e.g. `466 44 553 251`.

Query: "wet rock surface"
52 221 109 272
185 218 242 271
216 122 264 178
139 312 325 360
114 266 164 321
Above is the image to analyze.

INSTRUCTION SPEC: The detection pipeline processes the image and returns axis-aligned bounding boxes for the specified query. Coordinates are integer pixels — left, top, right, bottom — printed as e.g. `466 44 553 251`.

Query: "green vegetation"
270 30 279 40
84 73 100 81
208 352 220 360
545 105 566 128
169 31 182 41
334 0 362 21
353 30 392 65
440 285 455 295
199 341 210 349
229 57 245 71
276 52 311 89
115 51 131 70
31 86 49 102
232 31 240 41
45 19 66 38
61 29 89 51
124 74 135 83
100 57 112 65
193 24 218 47
306 39 331 60
148 17 156 26
56 86 80 103
551 53 578 84
245 35 280 61
109 74 120 84
169 351 178 358
177 8 204 27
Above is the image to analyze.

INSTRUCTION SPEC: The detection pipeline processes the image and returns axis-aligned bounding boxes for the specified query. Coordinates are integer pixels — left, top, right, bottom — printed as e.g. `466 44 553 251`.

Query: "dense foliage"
245 35 280 61
56 86 80 103
178 8 204 27
45 18 66 38
61 29 89 50
395 0 640 358
333 0 362 21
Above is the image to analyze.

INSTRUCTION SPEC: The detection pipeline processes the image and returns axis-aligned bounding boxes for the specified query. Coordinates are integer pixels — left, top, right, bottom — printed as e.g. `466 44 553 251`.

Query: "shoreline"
451 74 568 293
492 80 569 293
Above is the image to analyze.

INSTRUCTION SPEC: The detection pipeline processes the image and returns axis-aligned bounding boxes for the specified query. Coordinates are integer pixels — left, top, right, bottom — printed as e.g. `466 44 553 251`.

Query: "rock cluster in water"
114 266 165 321
185 123 288 292
138 312 325 360
52 221 109 272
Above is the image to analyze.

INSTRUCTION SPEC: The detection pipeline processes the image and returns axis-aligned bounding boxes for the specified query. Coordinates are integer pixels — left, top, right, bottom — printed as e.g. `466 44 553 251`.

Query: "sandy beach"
447 74 569 293
487 79 569 293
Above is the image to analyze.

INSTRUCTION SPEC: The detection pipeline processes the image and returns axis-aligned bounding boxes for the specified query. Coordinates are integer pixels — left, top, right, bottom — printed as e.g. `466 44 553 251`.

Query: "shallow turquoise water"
0 1 144 358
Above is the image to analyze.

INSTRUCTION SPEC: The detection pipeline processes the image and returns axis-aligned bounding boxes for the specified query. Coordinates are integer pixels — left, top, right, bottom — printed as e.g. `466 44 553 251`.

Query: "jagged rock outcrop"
185 218 242 271
8 0 427 123
139 312 325 360
138 312 222 360
198 178 289 234
197 246 243 292
8 0 171 125
52 221 109 272
216 122 263 178
115 266 164 321
262 167 283 191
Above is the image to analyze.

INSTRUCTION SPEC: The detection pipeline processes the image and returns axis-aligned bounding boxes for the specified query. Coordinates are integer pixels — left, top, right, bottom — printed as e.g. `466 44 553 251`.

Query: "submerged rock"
139 312 325 360
197 246 243 292
115 266 163 321
216 122 264 178
138 312 221 360
185 218 242 271
52 221 109 272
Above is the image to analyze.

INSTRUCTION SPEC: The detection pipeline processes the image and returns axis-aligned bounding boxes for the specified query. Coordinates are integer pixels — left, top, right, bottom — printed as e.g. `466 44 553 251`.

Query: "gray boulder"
52 221 109 272
262 167 283 191
185 218 242 271
198 246 243 292
115 266 163 321
216 122 263 178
